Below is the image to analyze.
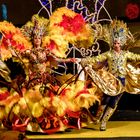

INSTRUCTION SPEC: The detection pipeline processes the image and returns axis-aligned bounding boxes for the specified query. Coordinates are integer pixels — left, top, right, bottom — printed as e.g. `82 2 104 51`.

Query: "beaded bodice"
109 50 126 77
29 47 48 64
81 50 140 78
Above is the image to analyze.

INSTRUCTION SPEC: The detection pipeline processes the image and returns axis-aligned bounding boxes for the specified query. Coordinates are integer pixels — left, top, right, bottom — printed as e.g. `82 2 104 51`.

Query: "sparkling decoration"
38 0 111 24
41 0 49 6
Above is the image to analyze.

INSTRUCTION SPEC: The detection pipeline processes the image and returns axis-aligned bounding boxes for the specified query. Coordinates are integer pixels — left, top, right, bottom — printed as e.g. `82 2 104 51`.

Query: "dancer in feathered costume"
80 19 140 131
0 7 99 134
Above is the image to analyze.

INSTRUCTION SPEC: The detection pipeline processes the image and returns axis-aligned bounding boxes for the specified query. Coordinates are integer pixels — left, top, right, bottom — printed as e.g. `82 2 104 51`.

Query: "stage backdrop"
0 0 139 25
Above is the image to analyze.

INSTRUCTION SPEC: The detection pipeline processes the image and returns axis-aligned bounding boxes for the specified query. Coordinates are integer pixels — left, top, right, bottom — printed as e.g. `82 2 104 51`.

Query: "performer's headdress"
21 14 49 41
109 19 129 46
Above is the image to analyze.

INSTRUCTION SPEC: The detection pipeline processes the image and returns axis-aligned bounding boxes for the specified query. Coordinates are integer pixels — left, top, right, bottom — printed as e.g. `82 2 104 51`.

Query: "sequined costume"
82 50 140 89
81 49 140 101
80 19 140 131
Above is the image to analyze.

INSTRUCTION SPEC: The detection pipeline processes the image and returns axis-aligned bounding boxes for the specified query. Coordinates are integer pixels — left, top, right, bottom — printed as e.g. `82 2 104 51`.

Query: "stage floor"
0 121 140 140
26 121 140 139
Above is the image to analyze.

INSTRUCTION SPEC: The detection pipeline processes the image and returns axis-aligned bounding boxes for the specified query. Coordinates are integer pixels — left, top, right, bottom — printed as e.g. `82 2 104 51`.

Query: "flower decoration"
21 14 49 41
125 3 139 20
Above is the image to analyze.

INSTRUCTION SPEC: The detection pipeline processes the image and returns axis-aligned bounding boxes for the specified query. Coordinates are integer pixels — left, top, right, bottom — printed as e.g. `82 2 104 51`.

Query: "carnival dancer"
21 14 76 88
20 15 50 85
0 6 99 133
80 19 140 131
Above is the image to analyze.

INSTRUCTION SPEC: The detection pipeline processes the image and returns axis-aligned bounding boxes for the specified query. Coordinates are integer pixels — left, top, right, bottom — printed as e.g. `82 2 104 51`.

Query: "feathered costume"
0 7 98 134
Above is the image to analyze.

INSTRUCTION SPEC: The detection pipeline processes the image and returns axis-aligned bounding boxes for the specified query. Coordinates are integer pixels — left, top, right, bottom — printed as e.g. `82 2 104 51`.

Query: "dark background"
0 0 139 25
0 0 140 111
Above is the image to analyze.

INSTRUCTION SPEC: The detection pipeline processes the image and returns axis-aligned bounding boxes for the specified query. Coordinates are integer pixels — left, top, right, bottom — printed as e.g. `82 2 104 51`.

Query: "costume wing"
125 62 140 94
84 65 124 96
42 7 94 58
0 21 32 61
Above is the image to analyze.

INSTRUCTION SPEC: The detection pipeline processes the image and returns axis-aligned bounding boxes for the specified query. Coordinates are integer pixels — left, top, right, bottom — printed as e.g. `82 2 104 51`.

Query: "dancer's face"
33 36 42 46
113 40 121 52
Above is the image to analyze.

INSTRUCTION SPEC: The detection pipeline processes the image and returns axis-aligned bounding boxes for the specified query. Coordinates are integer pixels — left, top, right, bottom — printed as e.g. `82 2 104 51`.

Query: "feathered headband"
21 14 49 41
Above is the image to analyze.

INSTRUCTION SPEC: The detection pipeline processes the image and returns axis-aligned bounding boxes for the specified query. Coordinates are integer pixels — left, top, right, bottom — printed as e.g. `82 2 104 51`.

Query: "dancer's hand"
69 58 77 63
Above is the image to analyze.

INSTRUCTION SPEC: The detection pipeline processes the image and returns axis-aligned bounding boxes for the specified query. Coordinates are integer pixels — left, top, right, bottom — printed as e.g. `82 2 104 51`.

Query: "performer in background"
80 19 140 131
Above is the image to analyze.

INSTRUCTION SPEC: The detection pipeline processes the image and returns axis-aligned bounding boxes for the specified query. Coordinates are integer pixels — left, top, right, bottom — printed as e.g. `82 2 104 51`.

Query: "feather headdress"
21 14 49 41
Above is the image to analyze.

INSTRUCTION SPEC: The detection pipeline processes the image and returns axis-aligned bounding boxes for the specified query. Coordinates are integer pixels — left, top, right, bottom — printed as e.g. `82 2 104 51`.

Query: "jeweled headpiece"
21 14 49 40
109 19 128 46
